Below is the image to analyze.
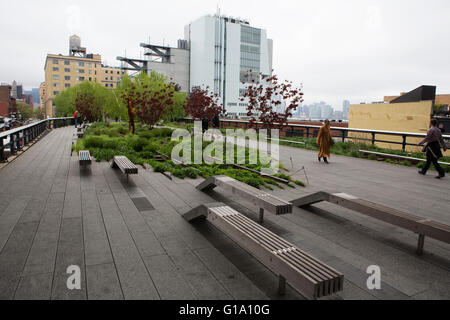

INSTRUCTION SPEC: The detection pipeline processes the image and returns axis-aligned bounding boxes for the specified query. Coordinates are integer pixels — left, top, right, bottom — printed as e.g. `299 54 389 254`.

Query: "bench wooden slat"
78 150 92 167
184 203 343 299
112 155 138 176
292 191 450 255
197 175 292 216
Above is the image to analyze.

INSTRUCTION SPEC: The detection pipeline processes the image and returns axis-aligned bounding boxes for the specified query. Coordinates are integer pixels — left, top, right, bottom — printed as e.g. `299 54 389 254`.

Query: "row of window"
53 74 121 81
52 67 98 75
241 26 261 45
53 59 96 67
105 70 124 75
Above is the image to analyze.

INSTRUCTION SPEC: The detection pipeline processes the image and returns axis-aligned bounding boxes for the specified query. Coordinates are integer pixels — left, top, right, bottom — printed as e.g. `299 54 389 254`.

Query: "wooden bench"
291 192 450 255
197 175 292 223
111 155 138 181
78 150 92 169
359 149 450 166
184 202 344 299
76 127 84 139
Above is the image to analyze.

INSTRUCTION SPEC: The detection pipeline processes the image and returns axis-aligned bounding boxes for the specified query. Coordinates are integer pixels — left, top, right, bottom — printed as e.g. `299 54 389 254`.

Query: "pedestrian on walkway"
418 118 447 179
73 110 79 128
317 119 333 163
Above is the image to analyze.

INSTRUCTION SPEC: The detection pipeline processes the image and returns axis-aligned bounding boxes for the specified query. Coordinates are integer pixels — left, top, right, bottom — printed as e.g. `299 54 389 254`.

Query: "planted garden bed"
74 122 305 190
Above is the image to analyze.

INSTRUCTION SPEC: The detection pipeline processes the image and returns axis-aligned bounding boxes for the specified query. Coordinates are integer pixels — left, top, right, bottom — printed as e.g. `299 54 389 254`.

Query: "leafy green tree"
34 108 45 120
16 101 34 120
162 91 186 122
54 86 77 116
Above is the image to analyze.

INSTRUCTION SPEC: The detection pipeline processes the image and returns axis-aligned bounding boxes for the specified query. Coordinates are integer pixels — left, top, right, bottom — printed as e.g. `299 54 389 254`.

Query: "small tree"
34 108 45 120
119 71 177 132
16 101 33 120
75 91 99 121
240 72 304 131
185 87 223 120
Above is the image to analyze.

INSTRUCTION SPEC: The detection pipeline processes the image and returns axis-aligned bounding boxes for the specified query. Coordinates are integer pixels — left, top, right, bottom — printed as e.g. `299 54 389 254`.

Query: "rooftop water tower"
69 34 86 57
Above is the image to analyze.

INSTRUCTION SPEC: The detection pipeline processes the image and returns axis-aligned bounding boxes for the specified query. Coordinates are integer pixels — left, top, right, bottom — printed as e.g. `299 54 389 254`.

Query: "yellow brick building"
42 52 125 117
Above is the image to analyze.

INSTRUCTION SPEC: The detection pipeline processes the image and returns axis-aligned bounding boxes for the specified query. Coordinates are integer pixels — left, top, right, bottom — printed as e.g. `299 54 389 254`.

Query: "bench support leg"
259 208 264 224
278 275 286 296
417 234 425 255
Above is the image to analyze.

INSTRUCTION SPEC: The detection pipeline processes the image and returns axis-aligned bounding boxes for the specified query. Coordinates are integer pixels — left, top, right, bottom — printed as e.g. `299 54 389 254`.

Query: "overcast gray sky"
1 0 449 110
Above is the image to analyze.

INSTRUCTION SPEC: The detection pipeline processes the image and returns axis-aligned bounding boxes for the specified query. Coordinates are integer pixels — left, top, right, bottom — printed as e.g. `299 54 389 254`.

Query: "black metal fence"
182 118 450 152
0 117 74 162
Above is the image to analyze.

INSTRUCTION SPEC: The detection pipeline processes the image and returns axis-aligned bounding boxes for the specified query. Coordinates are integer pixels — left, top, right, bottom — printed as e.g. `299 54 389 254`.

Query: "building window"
65 83 71 88
64 60 70 65
76 77 85 81
117 71 120 74
110 76 113 80
105 76 108 80
77 62 85 67
53 59 58 64
53 67 59 72
65 76 70 80
53 91 59 95
64 68 70 72
89 77 92 81
53 83 59 87
105 70 108 74
77 69 85 73
53 75 59 80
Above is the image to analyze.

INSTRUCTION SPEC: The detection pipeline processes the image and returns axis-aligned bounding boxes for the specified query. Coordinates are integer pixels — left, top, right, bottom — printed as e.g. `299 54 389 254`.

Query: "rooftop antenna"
216 3 221 16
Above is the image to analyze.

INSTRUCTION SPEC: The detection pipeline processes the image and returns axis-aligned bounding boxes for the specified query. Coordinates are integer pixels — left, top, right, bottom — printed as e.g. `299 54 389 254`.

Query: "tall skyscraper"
186 14 273 117
343 100 350 119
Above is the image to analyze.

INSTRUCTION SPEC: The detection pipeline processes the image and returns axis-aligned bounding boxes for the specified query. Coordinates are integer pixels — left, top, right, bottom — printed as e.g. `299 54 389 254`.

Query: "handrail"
0 117 74 139
181 117 450 151
0 117 74 162
216 118 450 139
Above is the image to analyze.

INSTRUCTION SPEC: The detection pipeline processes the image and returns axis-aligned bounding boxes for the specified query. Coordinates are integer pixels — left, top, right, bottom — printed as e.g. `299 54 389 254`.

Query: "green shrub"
129 137 148 152
183 167 198 179
294 180 305 187
172 168 185 179
143 142 159 153
84 136 106 148
152 162 169 173
368 154 377 160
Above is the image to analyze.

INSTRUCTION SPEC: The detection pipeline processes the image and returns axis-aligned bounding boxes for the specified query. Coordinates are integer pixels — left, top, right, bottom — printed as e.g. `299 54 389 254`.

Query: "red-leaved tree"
134 84 175 129
75 92 101 122
240 71 304 131
185 87 223 120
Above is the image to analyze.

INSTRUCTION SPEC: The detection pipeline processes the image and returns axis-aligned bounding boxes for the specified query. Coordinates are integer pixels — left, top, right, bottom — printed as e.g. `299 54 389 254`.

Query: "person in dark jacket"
202 117 209 133
212 115 220 128
418 118 447 179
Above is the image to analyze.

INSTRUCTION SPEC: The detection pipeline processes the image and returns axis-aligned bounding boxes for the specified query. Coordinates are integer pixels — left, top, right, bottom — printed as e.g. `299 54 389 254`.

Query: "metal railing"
0 117 74 162
181 118 450 152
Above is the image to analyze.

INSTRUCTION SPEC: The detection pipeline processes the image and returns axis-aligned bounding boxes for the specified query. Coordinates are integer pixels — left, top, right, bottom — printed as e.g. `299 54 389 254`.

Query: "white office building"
185 14 273 117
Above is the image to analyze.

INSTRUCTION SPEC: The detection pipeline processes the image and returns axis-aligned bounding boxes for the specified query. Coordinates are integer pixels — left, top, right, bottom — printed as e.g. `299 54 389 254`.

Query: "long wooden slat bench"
78 150 92 169
291 192 450 255
111 155 138 181
183 202 344 299
197 175 292 223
